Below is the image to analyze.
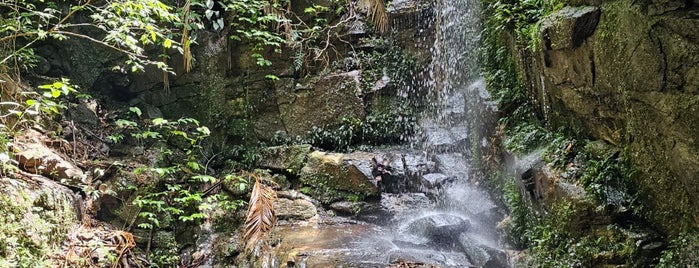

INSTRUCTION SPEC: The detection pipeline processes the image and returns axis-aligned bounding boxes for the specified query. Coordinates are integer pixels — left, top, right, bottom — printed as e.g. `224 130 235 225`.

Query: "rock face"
513 1 699 234
277 72 365 137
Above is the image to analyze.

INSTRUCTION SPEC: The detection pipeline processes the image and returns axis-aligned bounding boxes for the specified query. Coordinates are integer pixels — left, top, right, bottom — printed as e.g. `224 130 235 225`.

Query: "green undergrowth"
657 232 699 267
499 135 652 266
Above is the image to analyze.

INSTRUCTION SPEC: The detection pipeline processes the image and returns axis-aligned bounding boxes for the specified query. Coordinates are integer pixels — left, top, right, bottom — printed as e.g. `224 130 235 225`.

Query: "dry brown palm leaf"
243 173 277 253
358 0 389 34
181 0 193 73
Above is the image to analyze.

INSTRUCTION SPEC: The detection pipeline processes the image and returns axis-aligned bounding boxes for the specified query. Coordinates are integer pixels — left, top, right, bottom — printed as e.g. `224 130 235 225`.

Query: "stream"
260 0 509 267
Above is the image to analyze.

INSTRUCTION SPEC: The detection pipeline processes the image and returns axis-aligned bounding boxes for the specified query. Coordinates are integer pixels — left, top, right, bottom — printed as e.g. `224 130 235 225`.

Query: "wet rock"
420 120 454 152
441 92 467 120
419 173 453 200
375 152 408 193
329 201 362 215
275 198 318 220
257 144 313 174
434 153 469 179
403 153 435 179
343 151 377 181
381 193 433 214
14 130 85 185
299 151 379 204
402 213 471 244
420 173 452 189
458 233 508 268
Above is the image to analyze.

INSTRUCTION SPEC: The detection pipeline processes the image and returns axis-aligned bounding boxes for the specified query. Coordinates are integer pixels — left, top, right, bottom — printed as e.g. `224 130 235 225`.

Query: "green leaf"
51 88 61 98
129 107 142 117
163 38 172 48
152 118 167 125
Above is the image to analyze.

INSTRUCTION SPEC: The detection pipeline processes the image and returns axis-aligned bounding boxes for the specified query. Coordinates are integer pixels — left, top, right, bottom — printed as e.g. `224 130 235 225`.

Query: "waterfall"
264 1 509 267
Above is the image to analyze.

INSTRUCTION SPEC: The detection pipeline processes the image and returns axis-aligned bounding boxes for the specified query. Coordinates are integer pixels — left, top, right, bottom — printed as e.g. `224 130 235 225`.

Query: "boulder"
14 130 84 185
458 233 509 268
420 173 452 189
275 198 318 220
299 151 379 204
329 201 362 215
257 144 313 174
0 173 80 264
402 213 471 244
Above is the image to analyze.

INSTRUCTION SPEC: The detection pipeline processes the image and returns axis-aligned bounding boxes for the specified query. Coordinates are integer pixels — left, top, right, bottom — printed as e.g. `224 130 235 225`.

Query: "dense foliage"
1 0 395 266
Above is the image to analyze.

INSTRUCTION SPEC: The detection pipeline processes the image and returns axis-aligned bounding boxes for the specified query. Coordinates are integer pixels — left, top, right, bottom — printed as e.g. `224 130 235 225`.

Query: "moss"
0 177 78 267
658 232 699 267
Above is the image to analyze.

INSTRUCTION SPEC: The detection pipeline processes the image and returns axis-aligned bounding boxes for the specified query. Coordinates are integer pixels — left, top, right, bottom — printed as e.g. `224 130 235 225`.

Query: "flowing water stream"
264 0 509 267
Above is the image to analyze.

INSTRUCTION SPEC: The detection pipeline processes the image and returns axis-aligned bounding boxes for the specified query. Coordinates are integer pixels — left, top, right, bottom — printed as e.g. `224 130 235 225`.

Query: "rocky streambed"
246 134 510 268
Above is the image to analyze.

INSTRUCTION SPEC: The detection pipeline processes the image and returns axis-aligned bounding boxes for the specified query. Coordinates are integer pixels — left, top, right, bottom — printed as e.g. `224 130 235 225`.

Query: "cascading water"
263 1 509 267
384 0 508 266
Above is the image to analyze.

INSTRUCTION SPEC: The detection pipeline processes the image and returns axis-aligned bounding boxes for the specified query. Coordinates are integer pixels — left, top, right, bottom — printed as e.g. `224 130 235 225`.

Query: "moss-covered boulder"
299 151 379 204
256 145 313 175
0 174 80 266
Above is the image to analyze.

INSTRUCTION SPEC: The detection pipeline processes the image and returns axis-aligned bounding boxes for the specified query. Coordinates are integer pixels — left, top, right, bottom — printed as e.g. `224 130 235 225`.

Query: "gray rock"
402 213 471 244
458 233 508 268
277 71 365 137
404 153 434 174
421 173 452 189
343 152 377 183
275 198 318 220
329 201 362 215
540 6 600 50
0 174 80 263
434 153 469 179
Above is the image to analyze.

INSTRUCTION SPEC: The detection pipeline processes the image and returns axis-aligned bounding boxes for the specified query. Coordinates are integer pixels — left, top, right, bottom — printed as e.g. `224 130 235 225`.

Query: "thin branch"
50 0 94 32
51 30 147 59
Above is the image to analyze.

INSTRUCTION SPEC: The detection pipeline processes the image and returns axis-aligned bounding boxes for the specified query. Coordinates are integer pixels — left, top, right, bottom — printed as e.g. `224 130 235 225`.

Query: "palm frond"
358 0 389 34
243 173 277 253
181 0 193 73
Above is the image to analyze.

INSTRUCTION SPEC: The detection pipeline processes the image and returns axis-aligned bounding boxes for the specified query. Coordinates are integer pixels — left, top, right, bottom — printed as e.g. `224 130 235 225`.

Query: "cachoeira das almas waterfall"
260 0 510 267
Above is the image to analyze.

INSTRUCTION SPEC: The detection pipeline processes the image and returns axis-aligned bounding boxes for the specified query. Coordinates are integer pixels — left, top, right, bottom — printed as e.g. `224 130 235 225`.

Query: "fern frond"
243 173 277 253
358 0 389 34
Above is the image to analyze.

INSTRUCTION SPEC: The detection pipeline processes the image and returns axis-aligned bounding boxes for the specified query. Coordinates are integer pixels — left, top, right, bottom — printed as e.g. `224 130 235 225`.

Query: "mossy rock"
0 175 80 266
299 151 378 204
256 145 313 175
